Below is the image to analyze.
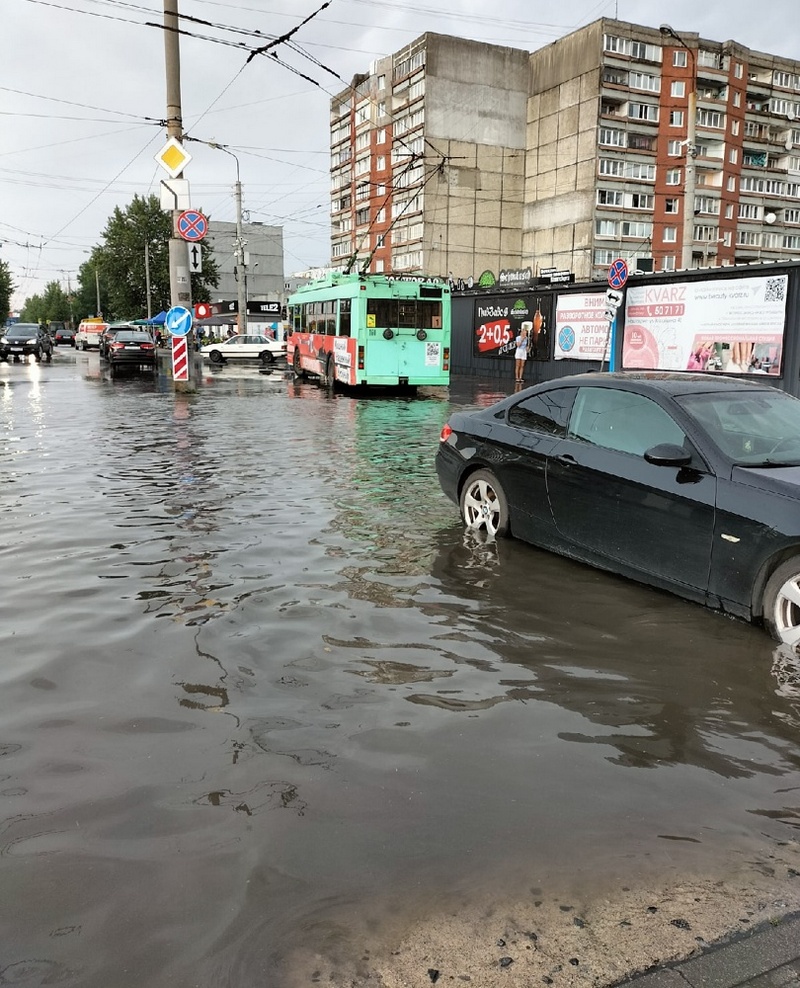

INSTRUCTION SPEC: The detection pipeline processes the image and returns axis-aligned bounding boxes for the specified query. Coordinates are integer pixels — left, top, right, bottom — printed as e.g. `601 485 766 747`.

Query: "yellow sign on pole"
155 137 192 180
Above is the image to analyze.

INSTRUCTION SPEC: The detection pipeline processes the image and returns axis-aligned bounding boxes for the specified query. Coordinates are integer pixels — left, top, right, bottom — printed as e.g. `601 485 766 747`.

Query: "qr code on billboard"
765 277 786 302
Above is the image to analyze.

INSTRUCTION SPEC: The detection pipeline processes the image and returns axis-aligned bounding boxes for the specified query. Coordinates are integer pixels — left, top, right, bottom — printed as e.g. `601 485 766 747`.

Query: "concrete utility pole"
144 241 153 320
163 0 193 381
95 267 102 317
661 25 697 270
234 176 248 335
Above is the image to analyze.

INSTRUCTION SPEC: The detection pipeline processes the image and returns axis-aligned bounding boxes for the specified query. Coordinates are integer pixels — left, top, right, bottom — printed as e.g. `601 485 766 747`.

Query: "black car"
0 323 53 363
105 330 156 373
436 372 800 644
53 326 77 346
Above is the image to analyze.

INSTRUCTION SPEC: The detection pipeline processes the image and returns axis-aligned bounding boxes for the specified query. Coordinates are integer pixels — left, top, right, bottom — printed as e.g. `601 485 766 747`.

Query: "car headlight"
26 338 37 345
0 337 7 345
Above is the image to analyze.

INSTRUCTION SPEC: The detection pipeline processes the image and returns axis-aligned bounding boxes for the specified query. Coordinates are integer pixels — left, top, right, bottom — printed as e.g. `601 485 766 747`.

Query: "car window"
678 389 800 463
568 387 685 456
507 387 577 437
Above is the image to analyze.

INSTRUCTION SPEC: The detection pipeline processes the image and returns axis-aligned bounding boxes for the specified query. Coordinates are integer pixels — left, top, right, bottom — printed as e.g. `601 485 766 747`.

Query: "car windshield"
6 326 39 337
678 389 800 466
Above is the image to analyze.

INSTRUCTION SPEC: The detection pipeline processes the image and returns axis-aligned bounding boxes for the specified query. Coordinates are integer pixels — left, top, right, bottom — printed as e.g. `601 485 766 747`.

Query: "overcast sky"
3 0 798 310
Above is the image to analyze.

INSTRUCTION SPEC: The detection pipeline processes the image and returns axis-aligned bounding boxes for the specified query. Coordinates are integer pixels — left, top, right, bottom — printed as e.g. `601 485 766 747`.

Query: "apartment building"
329 33 529 280
526 19 800 280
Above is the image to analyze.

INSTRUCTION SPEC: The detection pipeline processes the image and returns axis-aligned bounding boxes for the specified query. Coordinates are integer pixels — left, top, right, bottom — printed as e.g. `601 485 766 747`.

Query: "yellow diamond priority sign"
155 137 192 179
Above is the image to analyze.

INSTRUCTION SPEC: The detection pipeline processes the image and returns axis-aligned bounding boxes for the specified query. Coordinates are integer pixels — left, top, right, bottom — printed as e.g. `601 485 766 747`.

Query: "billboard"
473 294 552 360
622 274 788 375
554 291 609 360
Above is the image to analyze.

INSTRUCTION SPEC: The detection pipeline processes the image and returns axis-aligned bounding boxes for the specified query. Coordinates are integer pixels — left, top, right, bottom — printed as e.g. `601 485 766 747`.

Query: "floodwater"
2 351 800 988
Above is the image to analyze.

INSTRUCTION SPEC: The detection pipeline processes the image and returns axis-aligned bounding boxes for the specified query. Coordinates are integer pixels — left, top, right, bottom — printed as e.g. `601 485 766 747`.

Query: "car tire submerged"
763 556 800 645
459 469 510 539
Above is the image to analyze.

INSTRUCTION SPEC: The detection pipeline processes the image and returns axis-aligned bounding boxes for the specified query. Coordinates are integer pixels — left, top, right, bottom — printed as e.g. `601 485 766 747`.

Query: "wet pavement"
2 348 800 987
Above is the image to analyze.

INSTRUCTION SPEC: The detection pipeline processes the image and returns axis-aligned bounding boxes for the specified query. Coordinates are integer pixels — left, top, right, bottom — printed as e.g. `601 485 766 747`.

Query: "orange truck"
75 318 108 351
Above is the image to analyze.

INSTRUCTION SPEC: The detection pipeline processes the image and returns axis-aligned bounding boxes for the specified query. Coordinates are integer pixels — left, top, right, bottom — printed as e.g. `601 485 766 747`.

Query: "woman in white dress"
514 323 531 383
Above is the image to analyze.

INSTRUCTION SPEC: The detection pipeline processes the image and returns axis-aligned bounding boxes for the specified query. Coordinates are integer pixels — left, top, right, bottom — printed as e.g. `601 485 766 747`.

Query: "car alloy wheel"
459 469 510 539
764 556 800 646
209 350 224 364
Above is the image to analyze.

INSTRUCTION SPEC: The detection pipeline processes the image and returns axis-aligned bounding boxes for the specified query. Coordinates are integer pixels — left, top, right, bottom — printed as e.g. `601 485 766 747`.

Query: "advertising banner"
554 292 609 360
623 274 788 375
473 294 552 360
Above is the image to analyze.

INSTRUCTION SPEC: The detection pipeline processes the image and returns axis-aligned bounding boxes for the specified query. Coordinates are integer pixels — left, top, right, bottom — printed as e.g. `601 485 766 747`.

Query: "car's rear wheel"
209 350 224 364
459 469 510 539
260 350 274 365
764 556 800 645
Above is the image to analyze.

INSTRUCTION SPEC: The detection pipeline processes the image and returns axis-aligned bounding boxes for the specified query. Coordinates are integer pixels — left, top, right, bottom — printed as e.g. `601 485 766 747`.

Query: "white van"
75 318 108 351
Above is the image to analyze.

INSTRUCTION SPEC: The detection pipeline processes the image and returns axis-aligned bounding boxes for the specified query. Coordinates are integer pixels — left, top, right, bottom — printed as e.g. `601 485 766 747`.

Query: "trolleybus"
286 272 451 388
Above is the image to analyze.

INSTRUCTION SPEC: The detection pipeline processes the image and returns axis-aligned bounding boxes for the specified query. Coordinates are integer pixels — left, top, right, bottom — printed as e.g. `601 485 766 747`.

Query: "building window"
594 249 616 265
668 139 683 156
663 227 677 242
725 203 734 219
733 91 741 108
376 128 386 144
599 157 625 177
730 119 740 136
738 203 760 220
734 62 743 79
729 148 738 164
603 34 625 53
727 176 736 192
597 189 624 206
697 109 724 128
376 155 385 170
599 127 626 147
595 219 619 237
763 232 780 249
673 50 688 67
786 208 800 224
629 192 654 209
670 110 684 127
630 40 661 62
355 207 369 226
628 134 654 151
621 220 652 238
629 71 660 92
695 196 719 215
737 230 760 246
374 259 384 272
665 198 679 213
671 81 686 98
626 161 656 181
666 168 682 185
376 208 385 223
377 74 385 90
783 235 800 249
662 255 676 271
693 225 717 242
628 102 659 122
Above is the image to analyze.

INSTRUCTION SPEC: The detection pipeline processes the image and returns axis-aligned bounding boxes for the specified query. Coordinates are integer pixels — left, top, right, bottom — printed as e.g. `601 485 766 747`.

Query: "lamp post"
210 143 247 335
660 24 697 270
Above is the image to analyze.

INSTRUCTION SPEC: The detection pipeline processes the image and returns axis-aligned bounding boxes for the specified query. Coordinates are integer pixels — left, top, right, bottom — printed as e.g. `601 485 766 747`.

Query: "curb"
618 912 800 988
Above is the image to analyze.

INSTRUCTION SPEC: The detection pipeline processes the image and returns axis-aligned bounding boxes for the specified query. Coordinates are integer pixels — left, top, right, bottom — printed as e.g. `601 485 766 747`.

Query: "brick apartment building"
330 19 800 283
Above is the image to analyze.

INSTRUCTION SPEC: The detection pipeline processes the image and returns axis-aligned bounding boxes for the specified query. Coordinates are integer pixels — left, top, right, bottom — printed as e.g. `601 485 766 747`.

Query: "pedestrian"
514 324 530 383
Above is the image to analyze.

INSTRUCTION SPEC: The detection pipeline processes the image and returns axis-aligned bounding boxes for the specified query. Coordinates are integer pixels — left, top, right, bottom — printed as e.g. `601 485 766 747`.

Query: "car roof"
532 371 779 398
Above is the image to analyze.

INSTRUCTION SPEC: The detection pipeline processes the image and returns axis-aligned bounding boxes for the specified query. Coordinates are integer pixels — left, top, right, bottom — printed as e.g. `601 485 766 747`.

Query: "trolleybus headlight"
383 329 394 340
416 329 428 341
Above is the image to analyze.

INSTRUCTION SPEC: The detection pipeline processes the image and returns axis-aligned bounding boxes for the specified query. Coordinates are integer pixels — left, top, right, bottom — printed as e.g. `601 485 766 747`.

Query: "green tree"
0 258 14 323
76 194 219 321
20 281 74 324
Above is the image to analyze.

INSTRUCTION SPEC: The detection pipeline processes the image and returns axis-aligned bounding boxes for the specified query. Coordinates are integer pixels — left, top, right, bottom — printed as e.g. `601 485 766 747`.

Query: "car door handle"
555 453 577 467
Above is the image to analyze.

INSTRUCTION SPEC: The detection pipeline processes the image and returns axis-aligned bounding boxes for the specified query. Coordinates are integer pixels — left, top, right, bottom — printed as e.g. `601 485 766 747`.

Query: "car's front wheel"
459 469 510 539
763 556 800 645
209 349 224 364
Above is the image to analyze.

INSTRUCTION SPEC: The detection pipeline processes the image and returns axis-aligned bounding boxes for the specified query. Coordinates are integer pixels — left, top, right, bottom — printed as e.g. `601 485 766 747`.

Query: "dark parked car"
0 323 53 363
53 326 77 346
98 324 130 359
436 372 800 644
105 330 156 373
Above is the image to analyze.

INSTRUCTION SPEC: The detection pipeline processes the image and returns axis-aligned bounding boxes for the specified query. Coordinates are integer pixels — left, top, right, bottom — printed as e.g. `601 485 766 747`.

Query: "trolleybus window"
339 299 351 337
366 299 442 328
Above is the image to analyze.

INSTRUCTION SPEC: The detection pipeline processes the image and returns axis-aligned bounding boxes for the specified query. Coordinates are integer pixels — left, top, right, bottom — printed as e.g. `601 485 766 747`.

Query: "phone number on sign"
627 304 686 318
476 319 513 353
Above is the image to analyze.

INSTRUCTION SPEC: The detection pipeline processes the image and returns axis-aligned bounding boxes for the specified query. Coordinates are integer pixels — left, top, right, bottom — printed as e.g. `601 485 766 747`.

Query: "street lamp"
209 142 247 334
660 24 697 270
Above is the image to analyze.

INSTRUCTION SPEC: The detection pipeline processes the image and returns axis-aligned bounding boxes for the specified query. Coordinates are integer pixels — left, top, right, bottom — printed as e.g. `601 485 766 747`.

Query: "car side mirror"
644 443 692 467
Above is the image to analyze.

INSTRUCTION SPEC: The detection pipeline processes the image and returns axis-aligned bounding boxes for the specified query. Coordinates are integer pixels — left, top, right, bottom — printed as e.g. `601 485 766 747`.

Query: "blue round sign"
558 325 576 352
165 306 193 337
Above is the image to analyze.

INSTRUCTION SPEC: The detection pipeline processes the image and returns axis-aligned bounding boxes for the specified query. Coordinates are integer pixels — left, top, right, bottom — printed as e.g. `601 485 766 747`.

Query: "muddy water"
1 354 799 987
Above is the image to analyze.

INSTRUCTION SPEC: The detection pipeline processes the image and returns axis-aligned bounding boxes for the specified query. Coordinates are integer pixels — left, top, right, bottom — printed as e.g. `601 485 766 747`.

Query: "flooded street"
2 351 800 988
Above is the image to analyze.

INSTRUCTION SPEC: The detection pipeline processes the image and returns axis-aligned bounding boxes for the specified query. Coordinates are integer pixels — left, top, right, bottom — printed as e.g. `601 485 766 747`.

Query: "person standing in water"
514 323 531 383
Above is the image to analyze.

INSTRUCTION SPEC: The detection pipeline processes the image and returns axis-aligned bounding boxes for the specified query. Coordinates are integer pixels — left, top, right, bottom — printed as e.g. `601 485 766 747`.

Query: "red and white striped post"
171 334 189 381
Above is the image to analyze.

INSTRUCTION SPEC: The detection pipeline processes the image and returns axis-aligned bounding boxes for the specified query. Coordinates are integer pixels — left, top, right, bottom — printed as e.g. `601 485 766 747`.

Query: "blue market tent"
144 311 167 326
